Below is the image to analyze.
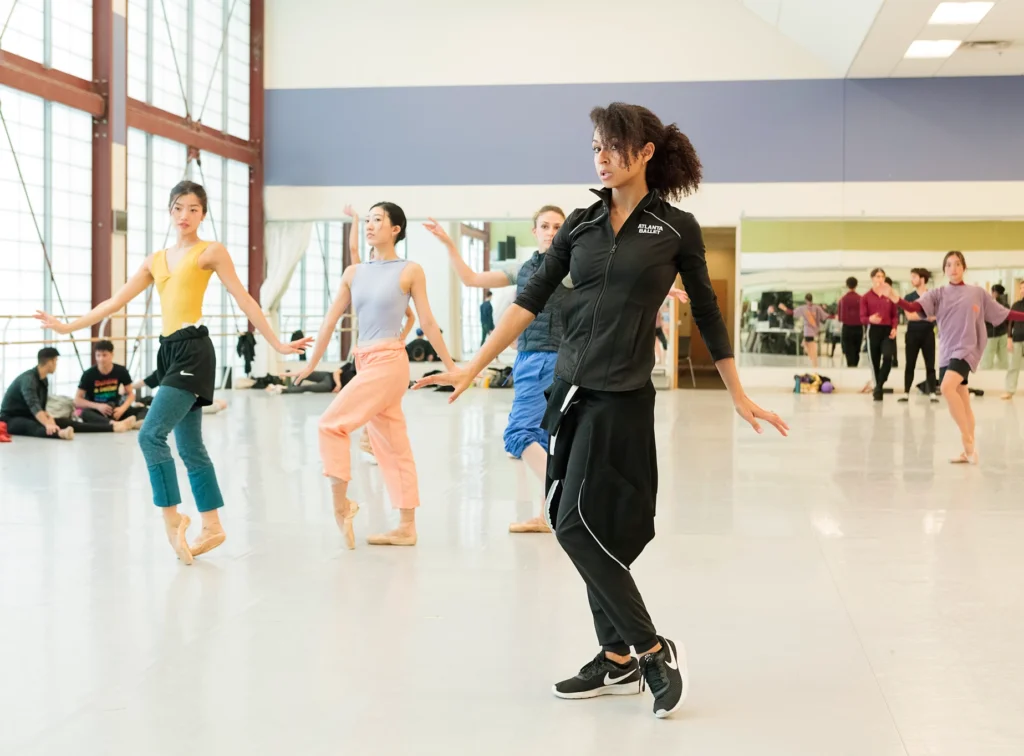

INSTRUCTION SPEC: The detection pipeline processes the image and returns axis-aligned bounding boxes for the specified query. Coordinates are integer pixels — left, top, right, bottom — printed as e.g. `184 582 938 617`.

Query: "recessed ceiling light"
905 39 962 58
928 2 994 25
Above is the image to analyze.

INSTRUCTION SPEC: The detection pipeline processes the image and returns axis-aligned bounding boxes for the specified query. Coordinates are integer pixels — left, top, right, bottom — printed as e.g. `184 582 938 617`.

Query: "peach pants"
318 341 420 509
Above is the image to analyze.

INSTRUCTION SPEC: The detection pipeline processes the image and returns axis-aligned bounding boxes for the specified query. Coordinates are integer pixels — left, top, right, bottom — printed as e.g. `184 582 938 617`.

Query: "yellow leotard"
151 241 214 336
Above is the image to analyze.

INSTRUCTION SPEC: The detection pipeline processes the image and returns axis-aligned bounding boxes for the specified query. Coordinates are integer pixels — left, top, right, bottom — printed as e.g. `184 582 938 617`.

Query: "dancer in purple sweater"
887 251 1024 464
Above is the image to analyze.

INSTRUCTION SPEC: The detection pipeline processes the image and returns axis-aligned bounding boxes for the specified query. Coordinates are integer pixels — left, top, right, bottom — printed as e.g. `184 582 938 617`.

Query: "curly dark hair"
589 103 702 201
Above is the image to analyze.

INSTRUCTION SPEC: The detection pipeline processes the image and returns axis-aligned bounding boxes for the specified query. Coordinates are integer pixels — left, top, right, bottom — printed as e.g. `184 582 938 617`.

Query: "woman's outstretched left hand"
276 336 314 355
734 394 789 436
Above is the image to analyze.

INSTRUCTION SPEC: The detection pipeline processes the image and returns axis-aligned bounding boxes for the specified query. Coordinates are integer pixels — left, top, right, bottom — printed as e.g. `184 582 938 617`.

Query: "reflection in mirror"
738 220 1024 377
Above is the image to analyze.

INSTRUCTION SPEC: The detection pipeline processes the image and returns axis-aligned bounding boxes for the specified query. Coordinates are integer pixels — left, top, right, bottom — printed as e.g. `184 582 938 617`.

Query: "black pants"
655 327 668 350
481 325 494 346
544 380 659 655
1 415 112 438
867 324 895 396
841 325 863 367
904 329 937 394
80 405 148 425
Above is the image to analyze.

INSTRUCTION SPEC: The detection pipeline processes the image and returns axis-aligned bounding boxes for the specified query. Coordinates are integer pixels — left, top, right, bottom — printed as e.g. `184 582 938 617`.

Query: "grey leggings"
283 371 336 393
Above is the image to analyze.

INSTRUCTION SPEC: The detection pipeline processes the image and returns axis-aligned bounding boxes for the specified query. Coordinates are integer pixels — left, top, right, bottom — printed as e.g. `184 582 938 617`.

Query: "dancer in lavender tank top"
888 251 1024 464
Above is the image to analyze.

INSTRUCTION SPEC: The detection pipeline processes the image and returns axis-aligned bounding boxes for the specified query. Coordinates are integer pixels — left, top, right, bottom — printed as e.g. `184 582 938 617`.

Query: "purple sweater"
793 304 830 337
898 283 1023 372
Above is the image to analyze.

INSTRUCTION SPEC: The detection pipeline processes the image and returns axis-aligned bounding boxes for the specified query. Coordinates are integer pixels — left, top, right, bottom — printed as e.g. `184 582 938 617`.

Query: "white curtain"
253 221 313 376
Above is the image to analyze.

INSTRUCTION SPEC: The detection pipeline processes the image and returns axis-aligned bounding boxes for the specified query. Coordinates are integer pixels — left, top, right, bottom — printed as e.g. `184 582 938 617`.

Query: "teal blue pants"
137 385 224 512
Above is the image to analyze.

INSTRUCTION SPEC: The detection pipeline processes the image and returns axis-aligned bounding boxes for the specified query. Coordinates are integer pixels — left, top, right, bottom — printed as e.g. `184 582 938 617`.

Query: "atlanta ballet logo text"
638 223 663 235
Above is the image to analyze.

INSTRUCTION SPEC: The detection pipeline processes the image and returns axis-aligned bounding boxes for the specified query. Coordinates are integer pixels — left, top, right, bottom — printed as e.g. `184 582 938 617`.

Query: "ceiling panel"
848 0 1024 77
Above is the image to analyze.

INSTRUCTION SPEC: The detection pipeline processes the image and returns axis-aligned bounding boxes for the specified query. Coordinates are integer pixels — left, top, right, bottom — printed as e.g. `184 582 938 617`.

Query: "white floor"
2 387 1024 755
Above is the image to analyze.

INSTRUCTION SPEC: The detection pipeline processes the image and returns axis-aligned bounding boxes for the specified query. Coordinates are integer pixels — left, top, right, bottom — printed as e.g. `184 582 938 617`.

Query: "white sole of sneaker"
654 642 689 719
552 683 640 700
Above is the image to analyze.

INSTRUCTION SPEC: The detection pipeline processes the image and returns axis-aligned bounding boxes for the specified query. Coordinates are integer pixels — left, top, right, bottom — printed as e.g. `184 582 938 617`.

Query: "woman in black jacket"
416 103 788 719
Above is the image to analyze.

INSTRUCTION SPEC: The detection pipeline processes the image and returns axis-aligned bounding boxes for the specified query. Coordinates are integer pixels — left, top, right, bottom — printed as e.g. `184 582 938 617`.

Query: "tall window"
279 222 347 364
127 0 249 135
0 87 92 396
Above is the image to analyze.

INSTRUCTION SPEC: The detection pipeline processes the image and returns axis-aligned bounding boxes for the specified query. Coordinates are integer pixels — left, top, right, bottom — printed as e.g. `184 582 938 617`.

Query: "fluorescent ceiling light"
905 39 962 58
928 2 994 25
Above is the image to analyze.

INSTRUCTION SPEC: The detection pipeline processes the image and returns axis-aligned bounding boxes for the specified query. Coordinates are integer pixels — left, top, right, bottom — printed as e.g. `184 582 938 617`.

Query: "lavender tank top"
351 259 411 342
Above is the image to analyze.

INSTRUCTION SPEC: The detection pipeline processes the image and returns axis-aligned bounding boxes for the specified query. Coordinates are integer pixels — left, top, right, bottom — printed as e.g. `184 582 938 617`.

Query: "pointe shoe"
190 528 226 557
1001 393 1013 400
338 500 360 550
367 528 417 547
509 517 552 534
58 426 75 440
950 445 979 465
112 418 134 433
166 515 194 565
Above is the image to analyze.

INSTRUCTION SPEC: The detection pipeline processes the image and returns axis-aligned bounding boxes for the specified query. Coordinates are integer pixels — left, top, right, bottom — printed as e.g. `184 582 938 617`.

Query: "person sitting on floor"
406 328 440 362
0 348 134 440
76 340 147 429
125 372 228 414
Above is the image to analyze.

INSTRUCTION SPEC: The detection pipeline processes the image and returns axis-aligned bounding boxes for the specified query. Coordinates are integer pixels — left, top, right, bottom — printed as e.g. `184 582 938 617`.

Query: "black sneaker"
640 636 687 718
552 652 641 699
873 391 883 401
898 396 909 403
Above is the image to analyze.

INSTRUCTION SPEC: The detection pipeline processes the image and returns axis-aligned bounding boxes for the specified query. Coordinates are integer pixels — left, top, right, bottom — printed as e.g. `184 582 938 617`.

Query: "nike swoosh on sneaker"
180 371 194 376
665 641 678 671
604 670 634 685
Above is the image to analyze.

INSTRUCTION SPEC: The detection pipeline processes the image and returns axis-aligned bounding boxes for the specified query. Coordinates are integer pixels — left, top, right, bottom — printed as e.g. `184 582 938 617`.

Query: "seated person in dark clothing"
76 340 147 427
0 348 133 439
406 328 440 362
275 368 342 394
126 372 228 414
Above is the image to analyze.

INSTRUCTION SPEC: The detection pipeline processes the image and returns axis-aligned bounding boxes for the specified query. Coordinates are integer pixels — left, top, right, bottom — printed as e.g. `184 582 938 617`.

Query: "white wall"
265 0 837 90
266 182 1024 229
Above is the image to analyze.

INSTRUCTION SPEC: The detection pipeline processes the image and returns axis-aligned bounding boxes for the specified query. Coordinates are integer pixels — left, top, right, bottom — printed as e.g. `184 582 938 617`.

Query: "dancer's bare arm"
400 306 416 341
405 263 458 372
203 243 312 355
423 219 510 289
35 259 154 334
289 267 355 383
344 205 361 265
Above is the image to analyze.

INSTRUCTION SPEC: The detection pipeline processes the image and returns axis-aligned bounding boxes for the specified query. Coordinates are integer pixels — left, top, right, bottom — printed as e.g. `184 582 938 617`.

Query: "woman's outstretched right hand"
413 368 472 403
422 218 455 248
34 311 71 335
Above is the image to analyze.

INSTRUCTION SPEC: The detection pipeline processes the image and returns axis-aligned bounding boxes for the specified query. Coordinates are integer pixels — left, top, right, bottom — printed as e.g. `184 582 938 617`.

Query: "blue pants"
137 385 224 512
503 351 557 458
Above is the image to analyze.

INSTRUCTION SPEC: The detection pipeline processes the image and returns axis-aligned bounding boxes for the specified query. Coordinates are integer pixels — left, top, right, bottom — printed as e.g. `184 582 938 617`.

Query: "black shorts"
803 335 815 343
939 358 970 386
155 325 217 407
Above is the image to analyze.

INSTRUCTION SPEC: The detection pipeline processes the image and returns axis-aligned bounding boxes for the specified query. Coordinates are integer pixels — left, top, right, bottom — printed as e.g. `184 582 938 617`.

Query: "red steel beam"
0 50 104 117
127 98 257 164
247 0 266 306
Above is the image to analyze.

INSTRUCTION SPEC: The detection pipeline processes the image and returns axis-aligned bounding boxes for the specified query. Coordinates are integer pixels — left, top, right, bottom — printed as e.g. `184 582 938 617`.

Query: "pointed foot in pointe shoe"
190 529 226 557
167 515 194 565
340 501 360 550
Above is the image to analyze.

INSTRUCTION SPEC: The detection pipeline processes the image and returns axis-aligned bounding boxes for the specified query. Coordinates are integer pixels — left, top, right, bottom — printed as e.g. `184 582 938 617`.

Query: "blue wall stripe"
265 77 1024 187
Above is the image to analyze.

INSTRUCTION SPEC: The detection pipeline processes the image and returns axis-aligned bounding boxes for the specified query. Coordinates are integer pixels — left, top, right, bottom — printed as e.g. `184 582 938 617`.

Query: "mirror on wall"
737 220 1024 373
